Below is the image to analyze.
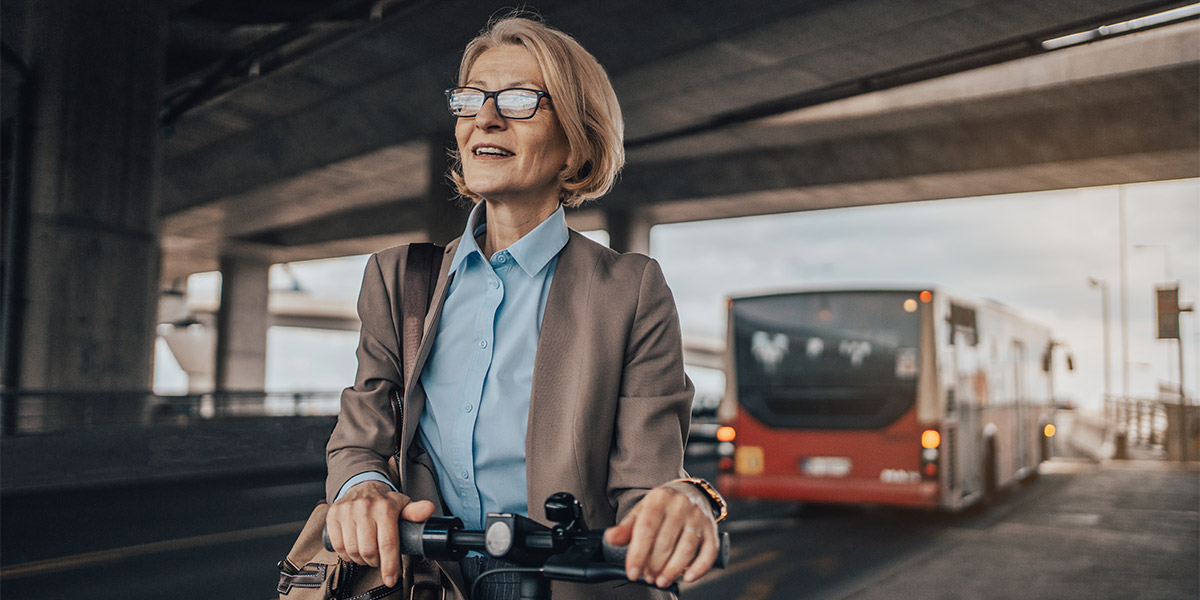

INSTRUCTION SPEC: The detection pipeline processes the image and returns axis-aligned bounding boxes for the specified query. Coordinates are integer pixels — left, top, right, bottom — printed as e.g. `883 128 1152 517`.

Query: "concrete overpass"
155 0 1199 277
1 0 1197 430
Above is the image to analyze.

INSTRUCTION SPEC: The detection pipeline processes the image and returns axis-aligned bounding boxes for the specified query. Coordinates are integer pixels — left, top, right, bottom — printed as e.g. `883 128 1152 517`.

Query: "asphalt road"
0 469 326 599
2 448 1193 600
683 474 1063 599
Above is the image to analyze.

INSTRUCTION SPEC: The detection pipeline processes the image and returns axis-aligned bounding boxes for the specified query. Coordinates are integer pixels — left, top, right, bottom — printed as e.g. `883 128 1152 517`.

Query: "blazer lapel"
526 231 595 510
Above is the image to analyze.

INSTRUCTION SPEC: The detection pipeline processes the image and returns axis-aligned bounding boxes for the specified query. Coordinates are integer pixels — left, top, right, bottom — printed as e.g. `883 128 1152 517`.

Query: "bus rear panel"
718 290 943 508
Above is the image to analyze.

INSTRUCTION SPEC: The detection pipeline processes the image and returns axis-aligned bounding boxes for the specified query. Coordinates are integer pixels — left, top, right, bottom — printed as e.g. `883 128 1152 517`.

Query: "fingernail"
656 577 669 588
684 572 696 583
628 568 640 581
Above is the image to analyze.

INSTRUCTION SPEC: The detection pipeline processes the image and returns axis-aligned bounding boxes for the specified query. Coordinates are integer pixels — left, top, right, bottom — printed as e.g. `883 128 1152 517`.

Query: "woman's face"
456 45 570 205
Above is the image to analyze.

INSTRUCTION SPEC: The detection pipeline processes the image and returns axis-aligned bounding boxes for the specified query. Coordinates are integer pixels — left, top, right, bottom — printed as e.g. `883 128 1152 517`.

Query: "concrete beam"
160 0 1164 228
608 68 1198 223
628 20 1200 163
153 7 1199 280
162 142 429 240
159 0 488 212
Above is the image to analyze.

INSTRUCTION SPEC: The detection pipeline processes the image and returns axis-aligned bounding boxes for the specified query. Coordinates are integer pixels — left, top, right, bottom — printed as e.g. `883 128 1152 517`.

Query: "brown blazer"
326 230 694 600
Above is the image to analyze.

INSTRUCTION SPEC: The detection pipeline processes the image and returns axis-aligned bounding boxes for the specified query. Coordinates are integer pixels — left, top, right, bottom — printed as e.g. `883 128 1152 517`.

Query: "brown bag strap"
396 243 448 598
408 557 444 599
392 242 444 457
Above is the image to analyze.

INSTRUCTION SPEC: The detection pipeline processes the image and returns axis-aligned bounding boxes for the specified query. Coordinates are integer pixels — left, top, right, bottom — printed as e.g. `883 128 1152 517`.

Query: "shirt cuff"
334 471 397 501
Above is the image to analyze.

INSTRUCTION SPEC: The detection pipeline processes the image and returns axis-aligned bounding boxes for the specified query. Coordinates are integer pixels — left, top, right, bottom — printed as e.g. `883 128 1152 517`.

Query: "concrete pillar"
604 208 653 256
425 135 472 245
213 256 270 397
5 0 167 433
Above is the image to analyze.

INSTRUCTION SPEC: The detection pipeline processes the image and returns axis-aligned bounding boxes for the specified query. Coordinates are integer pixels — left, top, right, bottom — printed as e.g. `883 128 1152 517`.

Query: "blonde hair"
449 15 625 207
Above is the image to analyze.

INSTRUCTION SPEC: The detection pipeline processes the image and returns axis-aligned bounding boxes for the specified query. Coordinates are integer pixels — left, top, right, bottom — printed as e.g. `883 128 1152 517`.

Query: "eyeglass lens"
448 88 542 119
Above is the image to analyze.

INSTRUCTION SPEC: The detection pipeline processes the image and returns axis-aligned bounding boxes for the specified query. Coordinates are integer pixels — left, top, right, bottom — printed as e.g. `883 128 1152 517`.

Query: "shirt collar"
447 202 569 277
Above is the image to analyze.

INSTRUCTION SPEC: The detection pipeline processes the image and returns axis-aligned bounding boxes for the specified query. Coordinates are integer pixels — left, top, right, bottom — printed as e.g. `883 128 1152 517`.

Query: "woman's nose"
474 98 506 130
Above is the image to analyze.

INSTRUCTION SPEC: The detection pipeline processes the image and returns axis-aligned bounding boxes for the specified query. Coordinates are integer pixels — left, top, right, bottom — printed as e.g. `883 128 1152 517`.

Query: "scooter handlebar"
326 519 729 570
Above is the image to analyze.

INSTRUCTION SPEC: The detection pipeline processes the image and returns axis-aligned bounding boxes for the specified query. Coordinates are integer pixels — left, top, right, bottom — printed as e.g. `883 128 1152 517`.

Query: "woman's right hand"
326 480 436 588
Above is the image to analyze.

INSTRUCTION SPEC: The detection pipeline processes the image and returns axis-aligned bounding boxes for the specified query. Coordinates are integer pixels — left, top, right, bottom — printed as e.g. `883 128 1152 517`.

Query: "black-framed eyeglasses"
445 86 551 120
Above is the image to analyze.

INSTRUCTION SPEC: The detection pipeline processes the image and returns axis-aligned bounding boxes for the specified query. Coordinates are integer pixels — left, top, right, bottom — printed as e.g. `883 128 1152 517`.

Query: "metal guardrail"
1 389 727 439
1103 396 1199 461
0 390 341 436
1110 397 1170 452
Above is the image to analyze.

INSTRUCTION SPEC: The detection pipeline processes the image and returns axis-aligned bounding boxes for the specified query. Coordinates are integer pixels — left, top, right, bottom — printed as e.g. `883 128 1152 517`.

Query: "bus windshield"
731 291 922 430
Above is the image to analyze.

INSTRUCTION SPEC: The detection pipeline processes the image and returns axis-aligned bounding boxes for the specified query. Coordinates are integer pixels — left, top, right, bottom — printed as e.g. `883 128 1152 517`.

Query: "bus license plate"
801 457 852 477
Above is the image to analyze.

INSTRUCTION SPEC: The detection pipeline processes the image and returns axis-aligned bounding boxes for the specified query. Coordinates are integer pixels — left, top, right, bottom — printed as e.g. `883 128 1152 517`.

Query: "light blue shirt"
420 202 567 529
336 203 567 530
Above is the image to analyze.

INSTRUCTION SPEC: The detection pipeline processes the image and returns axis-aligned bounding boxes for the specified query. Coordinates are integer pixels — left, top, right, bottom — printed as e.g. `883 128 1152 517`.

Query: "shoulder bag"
277 242 445 600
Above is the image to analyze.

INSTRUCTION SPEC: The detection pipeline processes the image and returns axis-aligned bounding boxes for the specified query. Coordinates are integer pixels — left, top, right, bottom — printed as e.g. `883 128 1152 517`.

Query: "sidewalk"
836 459 1199 600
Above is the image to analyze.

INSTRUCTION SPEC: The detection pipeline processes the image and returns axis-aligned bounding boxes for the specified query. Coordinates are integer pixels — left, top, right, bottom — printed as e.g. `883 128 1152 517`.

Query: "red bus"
716 287 1058 511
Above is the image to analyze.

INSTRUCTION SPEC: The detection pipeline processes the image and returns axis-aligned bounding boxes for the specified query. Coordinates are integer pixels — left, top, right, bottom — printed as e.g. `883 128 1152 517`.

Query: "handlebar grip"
321 518 460 557
399 519 425 556
324 526 418 554
601 531 730 569
321 522 427 554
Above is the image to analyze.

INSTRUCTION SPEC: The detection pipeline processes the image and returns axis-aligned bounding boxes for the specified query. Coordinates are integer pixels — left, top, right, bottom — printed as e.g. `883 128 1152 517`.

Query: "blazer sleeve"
325 251 406 503
606 257 695 520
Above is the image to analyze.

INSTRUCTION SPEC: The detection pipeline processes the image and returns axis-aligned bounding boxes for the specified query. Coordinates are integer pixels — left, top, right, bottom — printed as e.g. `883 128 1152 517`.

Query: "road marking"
813 537 970 600
734 563 789 600
680 549 780 595
0 520 306 580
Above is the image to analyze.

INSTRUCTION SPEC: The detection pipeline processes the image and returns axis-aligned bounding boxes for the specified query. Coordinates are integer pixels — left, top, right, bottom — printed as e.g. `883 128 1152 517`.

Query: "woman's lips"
472 144 514 158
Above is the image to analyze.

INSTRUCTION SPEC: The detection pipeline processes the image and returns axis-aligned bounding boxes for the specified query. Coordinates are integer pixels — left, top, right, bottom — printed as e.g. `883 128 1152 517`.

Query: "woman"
324 15 724 600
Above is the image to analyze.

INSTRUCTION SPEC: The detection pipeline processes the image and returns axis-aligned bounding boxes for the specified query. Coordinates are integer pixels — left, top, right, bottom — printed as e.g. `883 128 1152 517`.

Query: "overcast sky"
156 178 1198 413
653 178 1199 410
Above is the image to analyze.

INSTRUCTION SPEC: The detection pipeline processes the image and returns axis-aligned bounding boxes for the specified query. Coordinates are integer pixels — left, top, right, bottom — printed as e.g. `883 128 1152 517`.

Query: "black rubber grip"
398 520 424 556
322 520 459 557
601 531 730 569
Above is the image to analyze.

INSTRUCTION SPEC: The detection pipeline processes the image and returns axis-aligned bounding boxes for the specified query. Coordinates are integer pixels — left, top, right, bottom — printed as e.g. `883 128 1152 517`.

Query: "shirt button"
490 279 500 289
464 404 473 413
497 255 507 263
479 340 488 349
459 469 469 480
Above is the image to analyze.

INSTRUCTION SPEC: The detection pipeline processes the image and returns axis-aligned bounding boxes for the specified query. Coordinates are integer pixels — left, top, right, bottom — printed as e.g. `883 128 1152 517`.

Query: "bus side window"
949 303 978 346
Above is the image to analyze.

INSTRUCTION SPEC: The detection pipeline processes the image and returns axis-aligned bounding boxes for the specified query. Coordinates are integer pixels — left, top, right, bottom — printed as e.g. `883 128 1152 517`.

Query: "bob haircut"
450 15 625 207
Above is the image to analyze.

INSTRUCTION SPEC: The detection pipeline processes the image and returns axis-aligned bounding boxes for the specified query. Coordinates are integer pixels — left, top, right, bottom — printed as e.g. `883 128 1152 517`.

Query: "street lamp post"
1118 187 1130 404
1089 277 1113 420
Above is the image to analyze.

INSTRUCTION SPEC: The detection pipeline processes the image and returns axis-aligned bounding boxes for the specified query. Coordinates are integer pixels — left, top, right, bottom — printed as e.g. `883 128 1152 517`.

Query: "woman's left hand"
603 482 720 588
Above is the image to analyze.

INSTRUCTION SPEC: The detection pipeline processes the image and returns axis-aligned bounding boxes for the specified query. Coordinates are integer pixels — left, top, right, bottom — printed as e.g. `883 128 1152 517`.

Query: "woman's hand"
326 481 435 588
603 482 720 588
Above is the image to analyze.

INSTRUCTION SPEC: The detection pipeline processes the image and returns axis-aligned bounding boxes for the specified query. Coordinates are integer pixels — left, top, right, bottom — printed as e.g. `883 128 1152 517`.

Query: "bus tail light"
716 426 736 442
718 456 734 473
920 429 940 480
717 427 737 474
921 429 940 449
